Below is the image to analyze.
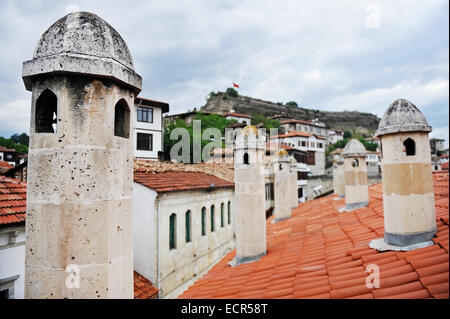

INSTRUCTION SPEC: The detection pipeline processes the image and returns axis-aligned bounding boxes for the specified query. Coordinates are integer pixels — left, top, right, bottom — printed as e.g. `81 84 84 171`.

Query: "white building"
366 151 381 176
0 176 26 299
280 119 328 139
133 170 235 298
270 131 326 176
134 97 169 160
225 111 253 125
328 129 344 144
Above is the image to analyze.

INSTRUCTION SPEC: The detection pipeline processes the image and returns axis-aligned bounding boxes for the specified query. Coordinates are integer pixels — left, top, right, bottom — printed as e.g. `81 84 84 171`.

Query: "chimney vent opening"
403 138 416 156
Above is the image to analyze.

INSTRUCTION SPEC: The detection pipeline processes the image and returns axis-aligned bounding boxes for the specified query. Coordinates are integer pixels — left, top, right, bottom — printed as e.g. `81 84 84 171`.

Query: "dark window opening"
114 99 130 138
298 188 303 198
210 205 215 232
227 201 231 225
404 138 416 156
185 210 191 243
137 133 153 151
352 159 359 167
35 89 57 133
243 153 249 165
137 107 153 123
169 213 176 250
0 289 9 299
306 151 315 165
220 203 224 228
201 207 206 236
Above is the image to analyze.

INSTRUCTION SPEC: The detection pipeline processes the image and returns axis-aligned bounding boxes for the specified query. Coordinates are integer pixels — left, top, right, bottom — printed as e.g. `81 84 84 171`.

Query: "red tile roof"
442 162 449 170
179 171 449 299
0 176 27 226
266 142 294 151
0 146 17 152
134 271 159 299
271 131 312 139
0 161 13 169
134 171 234 193
225 112 253 119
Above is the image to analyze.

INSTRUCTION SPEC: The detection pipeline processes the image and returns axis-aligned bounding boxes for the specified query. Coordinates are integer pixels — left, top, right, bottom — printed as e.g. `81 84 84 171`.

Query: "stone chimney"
22 12 141 298
234 125 266 264
371 99 436 249
289 156 299 209
272 149 292 222
342 139 369 211
333 160 345 198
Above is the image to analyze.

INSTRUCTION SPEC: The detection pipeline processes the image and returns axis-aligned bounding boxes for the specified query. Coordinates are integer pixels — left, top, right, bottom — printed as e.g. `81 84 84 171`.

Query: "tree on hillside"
226 87 238 97
285 101 298 107
252 114 281 130
343 130 352 139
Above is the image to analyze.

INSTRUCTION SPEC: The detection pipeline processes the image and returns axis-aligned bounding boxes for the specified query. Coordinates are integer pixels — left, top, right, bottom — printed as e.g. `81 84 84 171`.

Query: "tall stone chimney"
289 156 299 209
234 125 266 264
22 12 141 298
372 99 436 249
333 160 345 198
272 149 292 222
342 139 369 211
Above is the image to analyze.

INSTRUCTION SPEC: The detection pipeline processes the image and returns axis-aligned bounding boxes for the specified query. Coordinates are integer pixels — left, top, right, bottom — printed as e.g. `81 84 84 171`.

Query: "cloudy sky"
0 0 448 145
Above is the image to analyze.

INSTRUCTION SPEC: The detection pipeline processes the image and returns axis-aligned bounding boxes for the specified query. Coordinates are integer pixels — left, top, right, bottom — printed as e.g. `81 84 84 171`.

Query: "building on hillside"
366 151 381 176
163 110 214 126
134 97 169 160
365 136 381 151
328 129 344 144
0 176 26 299
430 138 446 155
224 111 253 125
133 170 235 298
0 147 20 167
270 131 326 176
280 119 329 139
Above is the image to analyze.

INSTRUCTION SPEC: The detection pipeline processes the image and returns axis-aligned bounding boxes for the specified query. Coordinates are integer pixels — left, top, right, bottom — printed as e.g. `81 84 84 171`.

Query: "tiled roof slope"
134 171 234 193
0 176 26 226
179 171 449 299
134 271 159 299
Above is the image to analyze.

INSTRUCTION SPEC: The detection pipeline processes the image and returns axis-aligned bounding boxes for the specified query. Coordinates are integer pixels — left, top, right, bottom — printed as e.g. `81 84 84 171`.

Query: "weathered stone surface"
22 12 141 93
342 138 366 157
375 98 432 137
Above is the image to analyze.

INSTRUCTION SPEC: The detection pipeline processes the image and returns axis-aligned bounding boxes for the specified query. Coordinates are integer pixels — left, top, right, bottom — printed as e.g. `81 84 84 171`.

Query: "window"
301 141 306 147
35 89 57 133
298 188 303 198
404 138 416 156
220 203 224 228
210 205 215 232
169 213 176 250
243 153 249 165
306 151 315 165
114 99 130 138
185 210 191 243
201 207 206 236
137 133 153 151
137 107 153 123
318 143 323 148
227 201 231 225
352 159 359 167
311 142 315 148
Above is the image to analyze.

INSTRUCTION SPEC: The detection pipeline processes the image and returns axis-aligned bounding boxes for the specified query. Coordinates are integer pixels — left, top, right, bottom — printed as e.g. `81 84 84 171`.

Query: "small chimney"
333 160 345 198
371 99 436 249
342 139 369 211
289 156 299 208
233 125 266 264
272 149 292 222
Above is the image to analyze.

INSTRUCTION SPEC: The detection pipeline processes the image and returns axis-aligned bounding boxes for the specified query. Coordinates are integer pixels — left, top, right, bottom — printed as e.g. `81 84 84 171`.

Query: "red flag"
233 82 239 88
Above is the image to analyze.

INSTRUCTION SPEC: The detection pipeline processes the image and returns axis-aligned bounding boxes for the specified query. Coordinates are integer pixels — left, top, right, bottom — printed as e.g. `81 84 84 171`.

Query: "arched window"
243 153 249 165
169 213 176 250
227 201 231 225
210 205 215 232
35 89 57 133
352 159 359 167
403 138 415 156
220 203 224 228
201 207 206 236
114 99 130 138
185 210 191 243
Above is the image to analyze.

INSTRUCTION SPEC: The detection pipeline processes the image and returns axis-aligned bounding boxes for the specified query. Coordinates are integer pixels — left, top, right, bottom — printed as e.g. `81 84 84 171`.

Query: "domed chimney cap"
22 11 142 93
375 99 431 137
342 139 366 157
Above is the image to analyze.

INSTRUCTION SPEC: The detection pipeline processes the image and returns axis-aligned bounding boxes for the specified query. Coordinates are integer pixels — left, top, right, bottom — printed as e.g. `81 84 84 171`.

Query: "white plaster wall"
134 106 163 160
133 183 158 284
0 227 25 299
157 188 235 297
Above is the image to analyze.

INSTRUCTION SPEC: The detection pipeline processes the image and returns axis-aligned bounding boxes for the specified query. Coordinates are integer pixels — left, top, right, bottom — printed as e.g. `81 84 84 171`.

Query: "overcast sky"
0 0 448 146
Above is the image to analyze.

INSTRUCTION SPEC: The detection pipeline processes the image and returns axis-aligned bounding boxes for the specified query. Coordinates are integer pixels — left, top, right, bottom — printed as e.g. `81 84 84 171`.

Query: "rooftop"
281 119 325 129
179 171 449 299
0 146 17 153
135 96 170 114
134 171 234 193
134 271 159 299
225 112 253 119
0 176 27 226
342 139 367 157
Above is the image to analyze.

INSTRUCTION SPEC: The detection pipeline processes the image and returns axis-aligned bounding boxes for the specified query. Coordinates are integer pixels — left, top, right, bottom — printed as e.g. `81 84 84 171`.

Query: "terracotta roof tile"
0 176 27 226
133 271 158 299
179 171 449 299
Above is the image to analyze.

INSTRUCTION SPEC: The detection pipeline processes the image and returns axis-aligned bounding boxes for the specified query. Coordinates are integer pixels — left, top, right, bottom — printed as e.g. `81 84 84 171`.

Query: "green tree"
226 87 238 97
285 101 298 107
0 136 28 154
343 130 352 139
251 114 281 130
